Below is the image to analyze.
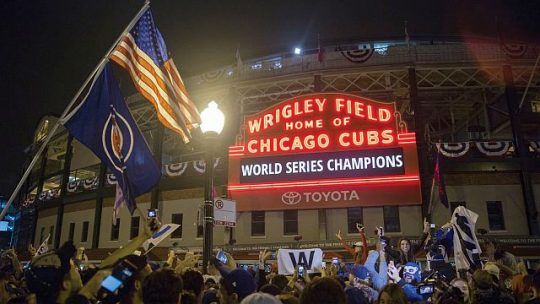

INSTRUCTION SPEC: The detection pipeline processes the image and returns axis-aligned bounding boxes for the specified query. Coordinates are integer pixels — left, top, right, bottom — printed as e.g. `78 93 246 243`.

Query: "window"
130 217 140 239
251 211 265 236
284 210 298 235
39 227 45 243
111 220 120 241
171 214 183 239
197 225 204 238
347 208 363 234
49 226 54 243
68 223 75 241
383 206 400 232
450 201 467 214
487 201 505 230
81 221 89 242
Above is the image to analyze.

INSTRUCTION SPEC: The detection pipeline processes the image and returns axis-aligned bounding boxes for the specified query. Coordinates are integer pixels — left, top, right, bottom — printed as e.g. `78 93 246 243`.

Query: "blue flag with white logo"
63 63 161 214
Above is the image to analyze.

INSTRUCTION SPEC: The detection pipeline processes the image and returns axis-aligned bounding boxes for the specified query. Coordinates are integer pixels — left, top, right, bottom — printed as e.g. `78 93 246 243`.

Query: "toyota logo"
281 192 302 205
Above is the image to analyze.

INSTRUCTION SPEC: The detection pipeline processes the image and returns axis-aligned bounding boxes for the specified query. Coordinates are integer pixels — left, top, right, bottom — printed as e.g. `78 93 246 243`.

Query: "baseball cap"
484 262 500 280
352 265 369 281
353 241 364 248
202 289 219 304
223 268 256 300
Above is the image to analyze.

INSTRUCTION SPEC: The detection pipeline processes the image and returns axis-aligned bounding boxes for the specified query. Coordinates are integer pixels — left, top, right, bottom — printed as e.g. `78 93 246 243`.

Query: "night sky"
0 0 538 196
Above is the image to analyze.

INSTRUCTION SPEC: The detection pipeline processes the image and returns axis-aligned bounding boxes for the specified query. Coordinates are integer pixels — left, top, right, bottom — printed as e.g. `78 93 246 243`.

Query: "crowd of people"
0 214 540 304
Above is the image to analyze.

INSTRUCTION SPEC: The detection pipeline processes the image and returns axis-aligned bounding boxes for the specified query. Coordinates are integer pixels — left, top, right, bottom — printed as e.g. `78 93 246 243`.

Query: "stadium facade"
11 39 540 261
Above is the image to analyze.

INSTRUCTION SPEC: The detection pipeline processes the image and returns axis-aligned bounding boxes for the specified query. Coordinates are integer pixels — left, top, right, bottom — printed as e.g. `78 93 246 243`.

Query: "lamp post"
200 101 225 274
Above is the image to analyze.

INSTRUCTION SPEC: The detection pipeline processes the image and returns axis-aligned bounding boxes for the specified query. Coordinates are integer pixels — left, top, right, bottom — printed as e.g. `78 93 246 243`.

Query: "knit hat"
223 268 257 300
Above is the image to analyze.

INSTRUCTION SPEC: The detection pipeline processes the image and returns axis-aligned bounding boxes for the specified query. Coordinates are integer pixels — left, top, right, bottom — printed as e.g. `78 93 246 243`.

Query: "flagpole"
0 3 150 222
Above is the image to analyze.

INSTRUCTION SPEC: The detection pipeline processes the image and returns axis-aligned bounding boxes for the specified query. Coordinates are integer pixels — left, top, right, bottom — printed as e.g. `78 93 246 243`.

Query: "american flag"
111 10 201 143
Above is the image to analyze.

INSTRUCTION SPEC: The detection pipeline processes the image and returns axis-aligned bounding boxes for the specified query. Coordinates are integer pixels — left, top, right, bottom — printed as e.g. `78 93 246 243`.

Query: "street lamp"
200 101 225 274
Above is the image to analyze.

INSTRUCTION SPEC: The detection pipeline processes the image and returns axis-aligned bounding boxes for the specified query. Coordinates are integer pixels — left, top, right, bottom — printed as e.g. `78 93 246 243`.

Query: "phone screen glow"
101 276 122 292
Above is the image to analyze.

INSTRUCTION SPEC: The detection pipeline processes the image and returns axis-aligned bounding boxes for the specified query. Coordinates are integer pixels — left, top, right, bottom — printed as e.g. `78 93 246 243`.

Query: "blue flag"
63 63 161 214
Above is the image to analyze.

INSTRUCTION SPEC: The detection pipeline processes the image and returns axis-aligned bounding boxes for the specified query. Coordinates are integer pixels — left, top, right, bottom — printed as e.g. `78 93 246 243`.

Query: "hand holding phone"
298 265 305 277
216 250 228 264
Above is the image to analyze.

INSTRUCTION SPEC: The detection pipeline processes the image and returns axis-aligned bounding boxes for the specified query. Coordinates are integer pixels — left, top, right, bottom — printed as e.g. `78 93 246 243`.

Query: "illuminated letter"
379 108 392 122
279 137 290 151
247 140 258 153
335 98 345 112
315 98 327 112
282 104 292 118
354 102 365 118
263 113 274 129
291 136 303 150
339 132 350 147
367 105 377 121
381 129 394 144
285 122 294 130
260 139 271 153
248 118 262 134
352 132 364 146
367 131 379 145
304 135 315 149
318 134 330 149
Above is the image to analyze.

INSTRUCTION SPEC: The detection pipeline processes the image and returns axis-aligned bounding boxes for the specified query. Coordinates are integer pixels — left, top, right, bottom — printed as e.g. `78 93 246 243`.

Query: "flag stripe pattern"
111 10 200 143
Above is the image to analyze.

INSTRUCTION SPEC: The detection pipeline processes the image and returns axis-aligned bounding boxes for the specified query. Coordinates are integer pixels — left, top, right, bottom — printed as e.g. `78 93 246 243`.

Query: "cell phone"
298 265 305 277
99 262 134 294
148 209 157 218
418 284 434 295
321 261 326 268
332 257 339 265
430 224 436 228
101 275 123 293
216 250 228 264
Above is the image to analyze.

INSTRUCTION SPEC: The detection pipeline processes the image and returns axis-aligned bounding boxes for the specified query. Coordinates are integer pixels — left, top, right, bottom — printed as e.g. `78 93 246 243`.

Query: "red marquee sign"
228 93 421 211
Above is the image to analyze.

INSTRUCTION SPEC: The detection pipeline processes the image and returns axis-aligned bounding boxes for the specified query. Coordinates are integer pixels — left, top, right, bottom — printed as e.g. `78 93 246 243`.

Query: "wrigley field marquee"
228 93 421 211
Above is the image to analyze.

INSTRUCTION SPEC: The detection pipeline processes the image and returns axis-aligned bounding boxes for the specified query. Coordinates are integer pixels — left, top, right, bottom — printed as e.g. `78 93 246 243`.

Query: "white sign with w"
277 248 323 275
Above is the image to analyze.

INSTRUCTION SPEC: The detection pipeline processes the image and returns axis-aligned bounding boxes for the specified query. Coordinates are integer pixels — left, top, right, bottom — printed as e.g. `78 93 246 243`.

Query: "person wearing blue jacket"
387 261 423 302
363 237 388 291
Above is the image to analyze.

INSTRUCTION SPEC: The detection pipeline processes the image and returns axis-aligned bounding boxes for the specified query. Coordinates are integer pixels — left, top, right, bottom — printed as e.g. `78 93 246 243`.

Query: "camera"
417 283 434 295
147 209 157 218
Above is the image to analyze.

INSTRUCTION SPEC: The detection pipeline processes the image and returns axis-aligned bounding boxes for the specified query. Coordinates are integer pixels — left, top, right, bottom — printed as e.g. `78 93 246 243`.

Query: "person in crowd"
363 236 388 290
202 288 219 304
142 268 183 304
276 293 300 304
485 239 519 273
344 287 369 304
25 240 80 304
512 274 533 304
240 292 281 304
219 268 257 304
526 270 540 304
336 223 368 265
259 284 282 296
270 274 290 293
450 278 471 304
377 283 408 304
182 269 205 303
387 261 423 302
470 269 515 304
299 277 346 304
434 286 466 304
387 219 430 265
348 265 378 302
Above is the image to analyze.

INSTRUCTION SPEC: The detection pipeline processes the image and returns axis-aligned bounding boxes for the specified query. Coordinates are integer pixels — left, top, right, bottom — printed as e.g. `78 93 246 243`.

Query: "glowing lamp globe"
200 101 225 135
